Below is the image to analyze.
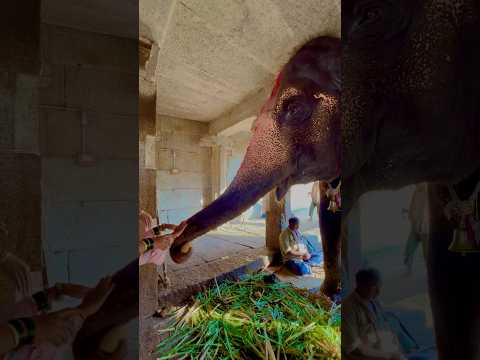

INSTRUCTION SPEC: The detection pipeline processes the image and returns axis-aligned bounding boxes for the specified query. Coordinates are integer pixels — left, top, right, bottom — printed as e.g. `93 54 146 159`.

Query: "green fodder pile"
156 273 341 360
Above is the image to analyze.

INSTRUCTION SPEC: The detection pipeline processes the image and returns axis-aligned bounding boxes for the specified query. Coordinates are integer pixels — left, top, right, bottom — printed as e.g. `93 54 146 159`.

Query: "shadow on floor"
266 263 325 290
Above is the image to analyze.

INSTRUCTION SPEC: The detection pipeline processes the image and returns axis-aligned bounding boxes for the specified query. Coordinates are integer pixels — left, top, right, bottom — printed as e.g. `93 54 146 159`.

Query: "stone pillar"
200 135 232 204
0 1 42 271
265 190 285 251
139 93 158 317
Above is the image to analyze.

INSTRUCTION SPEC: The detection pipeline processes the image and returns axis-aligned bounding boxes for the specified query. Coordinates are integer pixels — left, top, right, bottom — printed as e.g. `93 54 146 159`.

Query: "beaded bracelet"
7 318 36 346
142 238 154 252
32 290 51 312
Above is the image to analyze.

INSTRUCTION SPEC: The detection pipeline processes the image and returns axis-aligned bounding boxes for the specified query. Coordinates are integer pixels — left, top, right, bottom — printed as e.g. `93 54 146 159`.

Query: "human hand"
139 210 153 228
154 234 175 251
153 221 188 250
303 253 311 261
0 252 31 297
77 277 114 319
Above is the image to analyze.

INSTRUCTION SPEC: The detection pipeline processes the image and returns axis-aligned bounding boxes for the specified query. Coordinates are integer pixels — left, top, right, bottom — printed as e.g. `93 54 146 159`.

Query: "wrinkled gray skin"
343 1 480 359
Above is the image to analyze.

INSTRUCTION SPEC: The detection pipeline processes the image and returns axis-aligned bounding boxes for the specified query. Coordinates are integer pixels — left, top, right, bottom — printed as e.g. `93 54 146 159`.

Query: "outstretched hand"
153 221 188 251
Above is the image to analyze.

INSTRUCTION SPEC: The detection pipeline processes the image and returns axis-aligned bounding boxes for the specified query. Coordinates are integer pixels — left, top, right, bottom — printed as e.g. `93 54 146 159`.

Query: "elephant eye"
361 8 381 24
280 96 312 124
347 0 409 44
356 5 383 28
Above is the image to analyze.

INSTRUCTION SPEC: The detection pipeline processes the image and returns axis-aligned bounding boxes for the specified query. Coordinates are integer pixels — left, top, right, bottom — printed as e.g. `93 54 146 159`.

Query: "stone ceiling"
42 0 340 122
146 0 340 122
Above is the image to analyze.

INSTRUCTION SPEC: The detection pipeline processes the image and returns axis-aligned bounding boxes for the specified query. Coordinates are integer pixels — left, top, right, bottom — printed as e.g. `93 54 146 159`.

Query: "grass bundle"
156 273 341 359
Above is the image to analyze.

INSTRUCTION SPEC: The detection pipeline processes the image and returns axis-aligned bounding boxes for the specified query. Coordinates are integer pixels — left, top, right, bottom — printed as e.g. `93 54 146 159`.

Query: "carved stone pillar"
265 190 285 251
200 135 232 204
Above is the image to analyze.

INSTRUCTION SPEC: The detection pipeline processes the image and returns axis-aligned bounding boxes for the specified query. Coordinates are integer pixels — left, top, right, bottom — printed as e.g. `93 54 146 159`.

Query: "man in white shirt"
278 217 312 275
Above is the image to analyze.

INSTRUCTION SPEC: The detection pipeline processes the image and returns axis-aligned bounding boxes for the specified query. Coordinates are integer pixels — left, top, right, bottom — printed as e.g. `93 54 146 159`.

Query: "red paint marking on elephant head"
270 71 283 99
254 71 283 130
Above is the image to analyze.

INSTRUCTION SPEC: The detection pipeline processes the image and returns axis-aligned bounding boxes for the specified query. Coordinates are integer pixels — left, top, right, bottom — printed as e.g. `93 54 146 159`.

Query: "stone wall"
0 2 42 270
39 23 138 286
155 116 211 224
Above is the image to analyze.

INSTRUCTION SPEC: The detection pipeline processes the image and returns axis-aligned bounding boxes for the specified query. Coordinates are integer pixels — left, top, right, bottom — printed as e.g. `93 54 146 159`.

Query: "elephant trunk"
170 119 288 263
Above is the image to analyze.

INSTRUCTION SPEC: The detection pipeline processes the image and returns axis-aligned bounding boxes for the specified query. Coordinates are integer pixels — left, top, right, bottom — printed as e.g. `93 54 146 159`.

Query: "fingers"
173 221 188 237
155 235 174 250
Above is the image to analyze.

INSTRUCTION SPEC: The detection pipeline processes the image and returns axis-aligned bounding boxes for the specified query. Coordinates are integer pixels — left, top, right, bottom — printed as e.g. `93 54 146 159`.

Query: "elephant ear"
293 37 341 95
345 0 413 46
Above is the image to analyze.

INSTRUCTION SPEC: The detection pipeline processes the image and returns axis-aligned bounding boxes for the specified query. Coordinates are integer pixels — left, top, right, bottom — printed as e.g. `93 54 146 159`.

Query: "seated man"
343 268 407 360
279 217 312 276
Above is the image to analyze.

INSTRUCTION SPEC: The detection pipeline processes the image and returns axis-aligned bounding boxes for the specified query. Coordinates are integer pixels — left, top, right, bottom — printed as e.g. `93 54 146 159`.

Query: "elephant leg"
319 197 342 297
427 186 480 360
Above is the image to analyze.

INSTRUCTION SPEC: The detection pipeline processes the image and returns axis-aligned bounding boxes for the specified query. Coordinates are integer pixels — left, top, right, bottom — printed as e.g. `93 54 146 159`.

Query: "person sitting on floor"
279 217 312 276
343 268 407 360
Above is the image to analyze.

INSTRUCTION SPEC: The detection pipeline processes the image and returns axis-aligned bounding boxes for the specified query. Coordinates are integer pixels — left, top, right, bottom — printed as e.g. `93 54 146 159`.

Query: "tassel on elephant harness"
444 181 480 255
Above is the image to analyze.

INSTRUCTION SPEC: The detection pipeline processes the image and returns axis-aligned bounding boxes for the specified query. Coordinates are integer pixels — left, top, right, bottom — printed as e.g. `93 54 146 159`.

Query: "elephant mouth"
275 166 341 202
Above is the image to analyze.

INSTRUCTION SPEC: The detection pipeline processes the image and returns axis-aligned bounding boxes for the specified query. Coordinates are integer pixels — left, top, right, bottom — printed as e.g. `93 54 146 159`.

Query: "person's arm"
289 249 308 256
158 223 177 231
153 222 188 250
0 313 78 355
138 221 188 255
0 323 17 355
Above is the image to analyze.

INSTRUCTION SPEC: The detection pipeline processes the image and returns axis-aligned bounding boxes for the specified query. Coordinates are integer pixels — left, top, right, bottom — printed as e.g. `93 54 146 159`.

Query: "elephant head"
342 0 480 209
170 36 341 263
343 2 480 359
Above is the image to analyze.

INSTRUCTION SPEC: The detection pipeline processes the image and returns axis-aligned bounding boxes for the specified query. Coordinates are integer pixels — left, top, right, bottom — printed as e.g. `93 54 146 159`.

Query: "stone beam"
209 85 271 135
218 116 255 138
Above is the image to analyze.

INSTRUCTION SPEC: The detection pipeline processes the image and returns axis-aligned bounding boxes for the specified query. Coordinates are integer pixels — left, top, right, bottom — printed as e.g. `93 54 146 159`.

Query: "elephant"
343 1 480 358
170 36 343 296
77 2 478 356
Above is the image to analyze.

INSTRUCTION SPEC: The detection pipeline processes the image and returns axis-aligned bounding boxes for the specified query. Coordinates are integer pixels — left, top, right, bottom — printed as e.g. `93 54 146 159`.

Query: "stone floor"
163 215 321 270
